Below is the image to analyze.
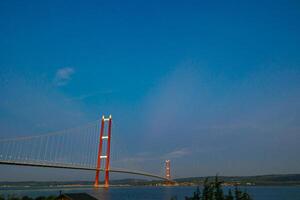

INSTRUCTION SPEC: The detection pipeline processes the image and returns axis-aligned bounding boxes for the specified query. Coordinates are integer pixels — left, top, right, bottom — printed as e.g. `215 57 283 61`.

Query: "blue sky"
0 0 300 181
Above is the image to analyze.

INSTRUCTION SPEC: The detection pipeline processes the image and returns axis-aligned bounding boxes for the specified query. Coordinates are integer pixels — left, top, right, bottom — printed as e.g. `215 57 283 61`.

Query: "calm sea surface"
1 186 300 200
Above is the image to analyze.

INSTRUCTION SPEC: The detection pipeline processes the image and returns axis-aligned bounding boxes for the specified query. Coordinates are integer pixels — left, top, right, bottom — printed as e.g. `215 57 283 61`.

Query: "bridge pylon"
165 160 171 180
165 159 174 185
94 115 112 188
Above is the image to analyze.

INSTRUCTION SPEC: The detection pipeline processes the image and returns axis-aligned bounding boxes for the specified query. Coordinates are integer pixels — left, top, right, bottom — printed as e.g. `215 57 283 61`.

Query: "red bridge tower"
94 115 112 188
165 160 171 181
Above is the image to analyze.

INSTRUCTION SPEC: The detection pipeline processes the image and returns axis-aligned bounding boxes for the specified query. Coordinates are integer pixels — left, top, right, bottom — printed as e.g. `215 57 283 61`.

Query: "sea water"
1 186 300 200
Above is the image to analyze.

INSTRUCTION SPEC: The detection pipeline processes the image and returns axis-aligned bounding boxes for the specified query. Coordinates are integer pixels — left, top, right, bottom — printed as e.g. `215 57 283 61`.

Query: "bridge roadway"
0 160 170 182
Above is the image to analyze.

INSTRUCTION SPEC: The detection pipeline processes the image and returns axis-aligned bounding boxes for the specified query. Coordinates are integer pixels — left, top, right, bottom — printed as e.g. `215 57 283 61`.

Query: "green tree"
202 178 211 200
35 196 46 200
214 176 224 200
45 196 56 200
225 189 234 200
185 186 201 200
183 176 253 200
241 191 252 200
22 196 33 200
8 195 20 200
170 196 178 200
234 186 243 200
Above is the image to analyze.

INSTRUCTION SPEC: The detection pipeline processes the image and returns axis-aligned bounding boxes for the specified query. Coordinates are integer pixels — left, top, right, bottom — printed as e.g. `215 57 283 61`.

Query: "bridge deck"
0 160 170 181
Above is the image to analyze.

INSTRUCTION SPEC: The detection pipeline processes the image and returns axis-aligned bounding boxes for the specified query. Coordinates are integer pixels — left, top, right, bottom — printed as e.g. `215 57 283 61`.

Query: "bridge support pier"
94 115 112 188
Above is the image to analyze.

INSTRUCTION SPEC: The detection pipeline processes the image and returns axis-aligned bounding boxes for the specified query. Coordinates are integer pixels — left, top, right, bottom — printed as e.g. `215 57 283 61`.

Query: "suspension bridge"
0 115 173 187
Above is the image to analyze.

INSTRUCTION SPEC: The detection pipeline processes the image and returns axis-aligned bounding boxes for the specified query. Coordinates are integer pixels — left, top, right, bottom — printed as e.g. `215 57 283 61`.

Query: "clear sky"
0 0 300 181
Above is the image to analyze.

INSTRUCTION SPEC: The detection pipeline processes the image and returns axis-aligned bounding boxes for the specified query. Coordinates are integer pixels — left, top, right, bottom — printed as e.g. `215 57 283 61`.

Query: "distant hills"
174 174 300 186
1 174 300 187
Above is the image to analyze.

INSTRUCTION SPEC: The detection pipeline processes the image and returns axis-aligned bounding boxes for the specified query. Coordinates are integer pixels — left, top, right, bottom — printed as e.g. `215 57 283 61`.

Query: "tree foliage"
0 195 56 200
185 176 253 200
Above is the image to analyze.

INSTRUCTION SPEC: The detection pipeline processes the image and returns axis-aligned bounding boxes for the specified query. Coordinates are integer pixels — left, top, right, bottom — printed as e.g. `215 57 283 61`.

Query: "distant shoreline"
1 184 300 192
1 174 300 188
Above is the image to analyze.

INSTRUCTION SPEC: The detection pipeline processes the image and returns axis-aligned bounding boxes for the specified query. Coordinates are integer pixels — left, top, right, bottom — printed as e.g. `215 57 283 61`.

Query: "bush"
183 176 253 200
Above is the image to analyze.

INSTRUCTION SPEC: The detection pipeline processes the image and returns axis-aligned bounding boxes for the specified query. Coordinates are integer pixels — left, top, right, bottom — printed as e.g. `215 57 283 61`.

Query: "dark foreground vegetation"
0 195 56 200
174 177 252 200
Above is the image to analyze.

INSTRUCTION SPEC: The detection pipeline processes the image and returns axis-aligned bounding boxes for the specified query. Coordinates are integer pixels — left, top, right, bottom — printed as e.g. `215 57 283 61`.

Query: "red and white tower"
165 160 171 181
94 115 112 188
